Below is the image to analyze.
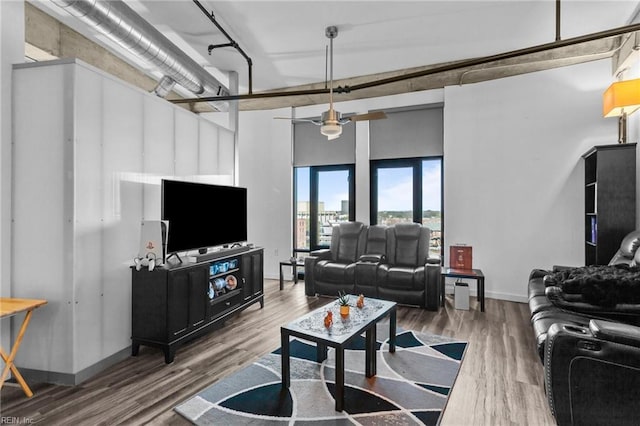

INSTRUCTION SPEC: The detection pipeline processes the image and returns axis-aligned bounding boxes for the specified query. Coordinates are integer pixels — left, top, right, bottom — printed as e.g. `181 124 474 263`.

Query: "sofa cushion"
315 260 356 284
394 225 421 266
378 265 425 290
365 225 387 256
333 222 366 263
529 295 553 317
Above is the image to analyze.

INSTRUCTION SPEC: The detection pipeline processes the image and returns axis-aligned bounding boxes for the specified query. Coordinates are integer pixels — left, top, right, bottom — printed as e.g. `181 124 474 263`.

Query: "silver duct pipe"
51 0 229 110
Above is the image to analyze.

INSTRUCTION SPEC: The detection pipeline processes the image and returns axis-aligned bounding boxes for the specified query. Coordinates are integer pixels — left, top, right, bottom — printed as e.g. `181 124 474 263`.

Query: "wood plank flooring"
1 279 555 425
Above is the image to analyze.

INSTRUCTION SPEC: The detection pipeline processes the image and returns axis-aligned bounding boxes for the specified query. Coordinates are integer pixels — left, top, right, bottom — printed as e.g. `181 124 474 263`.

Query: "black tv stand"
131 247 264 363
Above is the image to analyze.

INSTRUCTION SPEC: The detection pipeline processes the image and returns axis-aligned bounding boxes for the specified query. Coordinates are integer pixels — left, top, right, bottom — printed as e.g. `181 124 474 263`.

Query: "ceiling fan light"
320 123 342 139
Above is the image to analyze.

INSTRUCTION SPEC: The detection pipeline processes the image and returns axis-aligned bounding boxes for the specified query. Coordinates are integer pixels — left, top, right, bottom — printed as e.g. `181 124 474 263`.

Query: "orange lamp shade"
603 78 640 118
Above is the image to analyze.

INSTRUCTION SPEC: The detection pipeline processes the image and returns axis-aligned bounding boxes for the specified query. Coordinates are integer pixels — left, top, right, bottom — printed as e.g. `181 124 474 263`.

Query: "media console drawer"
208 292 242 319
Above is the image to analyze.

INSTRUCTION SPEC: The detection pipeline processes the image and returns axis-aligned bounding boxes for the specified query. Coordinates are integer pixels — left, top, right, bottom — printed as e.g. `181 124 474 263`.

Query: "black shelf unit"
131 247 264 363
582 143 636 265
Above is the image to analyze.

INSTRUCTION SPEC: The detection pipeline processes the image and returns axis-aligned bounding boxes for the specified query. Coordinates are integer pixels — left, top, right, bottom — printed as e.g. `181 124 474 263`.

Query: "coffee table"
280 296 396 412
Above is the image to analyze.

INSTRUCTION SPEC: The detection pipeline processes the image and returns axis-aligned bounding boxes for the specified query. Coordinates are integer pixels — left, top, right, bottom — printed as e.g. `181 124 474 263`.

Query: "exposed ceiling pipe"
50 0 230 111
192 0 253 95
556 0 562 41
171 21 640 105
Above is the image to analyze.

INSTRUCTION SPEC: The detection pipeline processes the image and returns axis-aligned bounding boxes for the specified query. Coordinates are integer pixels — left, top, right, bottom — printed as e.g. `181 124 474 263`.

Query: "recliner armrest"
552 265 579 272
590 320 640 349
426 256 441 265
310 248 332 260
358 253 385 263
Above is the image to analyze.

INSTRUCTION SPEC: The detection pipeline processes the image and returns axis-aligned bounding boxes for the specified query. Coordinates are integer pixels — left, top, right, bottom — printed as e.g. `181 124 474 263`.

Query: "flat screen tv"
161 179 248 254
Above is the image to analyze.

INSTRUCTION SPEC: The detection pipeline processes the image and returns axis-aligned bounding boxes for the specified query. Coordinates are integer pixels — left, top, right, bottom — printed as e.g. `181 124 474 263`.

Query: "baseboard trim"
443 282 527 304
18 346 131 386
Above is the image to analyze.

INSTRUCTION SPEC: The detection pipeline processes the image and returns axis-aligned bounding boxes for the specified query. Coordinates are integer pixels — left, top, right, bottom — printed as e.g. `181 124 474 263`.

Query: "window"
294 165 355 253
371 157 442 257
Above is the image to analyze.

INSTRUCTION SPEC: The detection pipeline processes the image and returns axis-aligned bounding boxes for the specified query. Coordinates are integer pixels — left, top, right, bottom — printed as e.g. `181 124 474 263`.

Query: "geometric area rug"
175 323 467 425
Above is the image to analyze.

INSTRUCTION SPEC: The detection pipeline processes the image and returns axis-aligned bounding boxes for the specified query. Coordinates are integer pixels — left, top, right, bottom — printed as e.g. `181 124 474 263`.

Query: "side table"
279 259 304 290
441 267 485 312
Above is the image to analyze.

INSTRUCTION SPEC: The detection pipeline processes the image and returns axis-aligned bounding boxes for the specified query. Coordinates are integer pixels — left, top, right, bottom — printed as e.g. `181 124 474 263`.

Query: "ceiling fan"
276 26 387 140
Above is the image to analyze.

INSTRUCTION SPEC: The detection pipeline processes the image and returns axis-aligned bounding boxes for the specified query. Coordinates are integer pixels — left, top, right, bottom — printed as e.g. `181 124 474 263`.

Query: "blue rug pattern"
175 326 467 425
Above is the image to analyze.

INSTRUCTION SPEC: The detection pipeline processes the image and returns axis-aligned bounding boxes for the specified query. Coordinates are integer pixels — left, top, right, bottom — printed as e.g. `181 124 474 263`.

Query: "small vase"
340 305 350 317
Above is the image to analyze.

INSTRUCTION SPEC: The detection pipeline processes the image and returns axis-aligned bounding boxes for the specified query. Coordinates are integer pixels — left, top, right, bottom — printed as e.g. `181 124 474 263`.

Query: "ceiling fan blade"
273 117 322 125
347 111 387 122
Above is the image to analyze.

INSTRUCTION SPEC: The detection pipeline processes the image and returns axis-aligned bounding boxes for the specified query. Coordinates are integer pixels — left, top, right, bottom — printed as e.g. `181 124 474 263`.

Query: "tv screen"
161 180 248 253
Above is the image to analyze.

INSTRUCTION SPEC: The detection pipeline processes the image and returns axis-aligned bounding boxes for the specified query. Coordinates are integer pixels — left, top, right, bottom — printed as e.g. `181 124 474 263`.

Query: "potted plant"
338 292 350 317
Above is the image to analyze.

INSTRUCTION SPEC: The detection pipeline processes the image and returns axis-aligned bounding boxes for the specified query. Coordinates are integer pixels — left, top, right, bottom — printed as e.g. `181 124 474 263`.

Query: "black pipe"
171 21 640 105
556 0 561 41
193 0 253 94
172 87 330 103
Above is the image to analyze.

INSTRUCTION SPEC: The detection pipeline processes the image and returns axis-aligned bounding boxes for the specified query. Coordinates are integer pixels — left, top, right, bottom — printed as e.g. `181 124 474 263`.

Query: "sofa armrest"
427 256 441 265
545 321 640 426
424 263 440 311
358 253 385 263
310 248 332 260
590 320 640 349
552 265 579 272
304 256 320 296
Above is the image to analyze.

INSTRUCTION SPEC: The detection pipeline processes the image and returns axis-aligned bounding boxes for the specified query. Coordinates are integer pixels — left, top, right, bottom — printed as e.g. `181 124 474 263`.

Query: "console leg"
164 346 175 364
131 342 140 357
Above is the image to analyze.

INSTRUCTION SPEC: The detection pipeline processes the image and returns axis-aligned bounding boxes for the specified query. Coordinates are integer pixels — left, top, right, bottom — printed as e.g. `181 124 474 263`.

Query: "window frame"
370 156 444 256
293 164 356 254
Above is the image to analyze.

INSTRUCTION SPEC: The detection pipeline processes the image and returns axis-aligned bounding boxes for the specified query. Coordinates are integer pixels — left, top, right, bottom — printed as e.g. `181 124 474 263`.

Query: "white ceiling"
33 0 640 97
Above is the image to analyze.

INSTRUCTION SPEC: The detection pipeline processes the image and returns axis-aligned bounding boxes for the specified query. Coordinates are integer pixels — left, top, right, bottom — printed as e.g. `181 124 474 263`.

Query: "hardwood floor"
1 279 555 425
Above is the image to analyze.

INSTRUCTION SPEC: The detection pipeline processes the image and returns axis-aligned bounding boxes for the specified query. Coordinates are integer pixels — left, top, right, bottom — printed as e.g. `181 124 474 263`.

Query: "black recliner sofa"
528 230 640 425
305 222 440 310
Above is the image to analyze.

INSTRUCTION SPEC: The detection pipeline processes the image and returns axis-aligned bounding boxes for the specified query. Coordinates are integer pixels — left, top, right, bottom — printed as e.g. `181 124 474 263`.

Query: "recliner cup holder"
563 325 588 334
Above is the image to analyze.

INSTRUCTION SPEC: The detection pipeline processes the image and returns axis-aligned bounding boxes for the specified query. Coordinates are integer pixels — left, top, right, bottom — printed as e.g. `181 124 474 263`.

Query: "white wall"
12 59 235 383
0 0 24 374
238 108 293 279
444 60 616 302
238 91 445 280
238 59 625 302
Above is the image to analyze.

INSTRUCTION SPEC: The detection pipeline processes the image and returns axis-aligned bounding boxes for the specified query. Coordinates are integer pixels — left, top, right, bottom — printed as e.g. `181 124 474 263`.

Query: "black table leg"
279 264 284 291
365 325 376 377
389 307 396 353
440 273 445 307
335 347 345 411
317 343 328 362
281 330 290 388
293 264 298 284
479 277 485 312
